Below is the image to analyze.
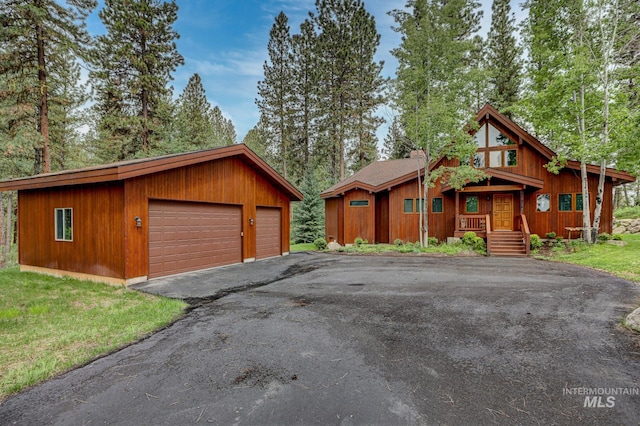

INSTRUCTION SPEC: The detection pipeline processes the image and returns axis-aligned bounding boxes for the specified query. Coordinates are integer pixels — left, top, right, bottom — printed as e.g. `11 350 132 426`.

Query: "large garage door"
148 200 242 279
256 207 281 260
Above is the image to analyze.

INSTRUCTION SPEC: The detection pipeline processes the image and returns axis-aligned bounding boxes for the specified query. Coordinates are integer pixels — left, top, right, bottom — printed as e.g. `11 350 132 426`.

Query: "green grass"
334 242 481 256
0 268 186 400
545 234 640 283
290 242 317 251
614 206 640 219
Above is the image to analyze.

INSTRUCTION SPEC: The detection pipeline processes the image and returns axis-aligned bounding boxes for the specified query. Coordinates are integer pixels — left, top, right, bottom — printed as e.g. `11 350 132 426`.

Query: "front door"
493 194 513 231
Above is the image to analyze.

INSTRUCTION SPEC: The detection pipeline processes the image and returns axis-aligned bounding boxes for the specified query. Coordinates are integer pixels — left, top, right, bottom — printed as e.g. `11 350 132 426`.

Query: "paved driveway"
2 253 640 425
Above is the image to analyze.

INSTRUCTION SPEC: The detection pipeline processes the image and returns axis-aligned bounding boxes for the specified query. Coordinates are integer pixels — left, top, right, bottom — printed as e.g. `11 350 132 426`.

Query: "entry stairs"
488 231 528 257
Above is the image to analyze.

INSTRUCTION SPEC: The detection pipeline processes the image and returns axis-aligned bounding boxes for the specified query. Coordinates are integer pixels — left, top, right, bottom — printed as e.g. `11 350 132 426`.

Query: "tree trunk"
581 161 592 244
0 195 5 267
591 159 607 241
623 183 630 207
36 7 51 174
423 152 430 248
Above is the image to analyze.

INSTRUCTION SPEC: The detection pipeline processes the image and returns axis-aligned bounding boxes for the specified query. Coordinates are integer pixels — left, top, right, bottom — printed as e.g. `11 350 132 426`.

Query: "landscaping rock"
625 307 640 333
327 241 342 251
606 240 627 247
612 218 640 234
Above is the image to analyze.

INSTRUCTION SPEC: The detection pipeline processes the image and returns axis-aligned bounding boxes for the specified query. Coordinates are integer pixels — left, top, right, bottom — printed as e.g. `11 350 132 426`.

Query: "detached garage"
0 144 303 285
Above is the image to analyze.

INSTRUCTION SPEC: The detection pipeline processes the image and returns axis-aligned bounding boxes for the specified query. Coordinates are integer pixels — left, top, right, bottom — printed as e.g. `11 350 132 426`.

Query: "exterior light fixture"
135 216 142 228
249 218 254 226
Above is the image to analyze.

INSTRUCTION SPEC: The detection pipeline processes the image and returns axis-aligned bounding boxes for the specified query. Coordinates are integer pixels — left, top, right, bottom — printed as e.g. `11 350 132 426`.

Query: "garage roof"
0 144 303 201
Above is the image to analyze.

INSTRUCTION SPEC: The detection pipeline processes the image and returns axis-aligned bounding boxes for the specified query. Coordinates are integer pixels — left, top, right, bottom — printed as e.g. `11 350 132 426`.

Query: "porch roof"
441 168 544 193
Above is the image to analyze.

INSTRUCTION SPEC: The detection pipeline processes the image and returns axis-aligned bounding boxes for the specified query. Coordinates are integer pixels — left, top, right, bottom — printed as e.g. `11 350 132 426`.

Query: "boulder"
625 307 640 333
606 240 627 246
327 241 342 251
612 226 626 234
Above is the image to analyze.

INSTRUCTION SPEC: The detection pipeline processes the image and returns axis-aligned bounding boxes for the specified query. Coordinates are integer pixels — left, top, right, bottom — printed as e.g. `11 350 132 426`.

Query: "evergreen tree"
486 0 522 115
90 0 184 161
243 118 277 169
292 168 325 243
312 0 385 182
347 2 385 173
174 73 215 151
0 0 95 175
256 11 294 178
382 116 413 159
391 0 486 246
210 106 236 147
289 19 318 185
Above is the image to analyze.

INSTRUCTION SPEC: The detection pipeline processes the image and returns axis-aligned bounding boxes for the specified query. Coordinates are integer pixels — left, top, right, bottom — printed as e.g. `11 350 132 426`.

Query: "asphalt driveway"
2 253 640 425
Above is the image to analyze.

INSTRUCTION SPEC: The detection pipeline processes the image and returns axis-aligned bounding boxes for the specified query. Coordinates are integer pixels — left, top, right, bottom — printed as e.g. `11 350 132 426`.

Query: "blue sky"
86 0 525 144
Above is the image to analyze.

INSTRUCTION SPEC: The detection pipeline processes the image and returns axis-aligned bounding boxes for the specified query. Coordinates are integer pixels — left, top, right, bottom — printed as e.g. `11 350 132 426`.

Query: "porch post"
520 190 524 214
455 191 460 232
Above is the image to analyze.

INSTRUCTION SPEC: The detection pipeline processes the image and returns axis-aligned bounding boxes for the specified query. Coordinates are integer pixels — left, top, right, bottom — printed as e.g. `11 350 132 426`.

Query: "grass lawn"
290 242 317 252
546 234 640 283
0 268 186 401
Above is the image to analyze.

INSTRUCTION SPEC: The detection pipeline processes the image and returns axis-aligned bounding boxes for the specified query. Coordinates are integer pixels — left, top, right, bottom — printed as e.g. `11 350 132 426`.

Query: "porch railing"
456 214 487 233
520 214 531 256
485 214 492 256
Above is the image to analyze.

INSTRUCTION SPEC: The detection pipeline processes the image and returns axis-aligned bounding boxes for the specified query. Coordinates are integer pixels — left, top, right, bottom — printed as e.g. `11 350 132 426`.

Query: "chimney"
410 150 426 159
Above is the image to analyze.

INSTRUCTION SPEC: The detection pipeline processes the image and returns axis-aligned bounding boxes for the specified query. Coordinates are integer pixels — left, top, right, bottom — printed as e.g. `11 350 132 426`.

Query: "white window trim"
55 208 73 242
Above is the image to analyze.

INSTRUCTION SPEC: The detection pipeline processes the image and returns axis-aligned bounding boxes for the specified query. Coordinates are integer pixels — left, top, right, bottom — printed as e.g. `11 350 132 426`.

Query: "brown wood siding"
343 190 375 244
375 192 389 243
18 183 125 278
148 201 242 278
124 157 291 278
324 198 339 243
389 180 420 243
256 207 281 259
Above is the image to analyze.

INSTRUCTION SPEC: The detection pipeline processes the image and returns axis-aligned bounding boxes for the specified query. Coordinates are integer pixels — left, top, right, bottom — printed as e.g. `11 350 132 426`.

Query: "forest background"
0 0 638 252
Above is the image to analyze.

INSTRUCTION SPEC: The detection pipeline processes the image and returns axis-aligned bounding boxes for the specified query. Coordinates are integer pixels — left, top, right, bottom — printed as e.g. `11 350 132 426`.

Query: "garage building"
0 144 303 284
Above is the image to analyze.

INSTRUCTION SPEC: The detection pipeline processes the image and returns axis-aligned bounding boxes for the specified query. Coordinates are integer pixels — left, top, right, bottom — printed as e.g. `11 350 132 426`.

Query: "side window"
576 193 584 211
55 208 73 241
432 197 443 213
403 199 414 213
536 194 550 212
558 194 572 211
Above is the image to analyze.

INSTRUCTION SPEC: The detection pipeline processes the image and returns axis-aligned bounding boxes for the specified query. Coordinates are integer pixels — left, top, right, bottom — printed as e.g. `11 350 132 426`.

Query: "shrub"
354 237 364 247
556 236 563 243
313 238 327 250
462 231 477 246
529 234 543 250
394 238 404 246
545 231 556 239
597 233 611 242
461 231 484 252
427 237 438 247
612 234 623 241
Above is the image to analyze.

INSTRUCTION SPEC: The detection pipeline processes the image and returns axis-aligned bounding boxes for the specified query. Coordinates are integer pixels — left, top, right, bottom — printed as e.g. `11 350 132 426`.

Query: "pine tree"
312 0 385 182
289 19 318 185
90 0 184 161
174 73 215 152
257 11 294 179
292 168 325 243
347 2 385 173
209 106 236 147
0 0 95 175
486 0 522 115
243 118 276 168
391 0 486 246
382 116 413 159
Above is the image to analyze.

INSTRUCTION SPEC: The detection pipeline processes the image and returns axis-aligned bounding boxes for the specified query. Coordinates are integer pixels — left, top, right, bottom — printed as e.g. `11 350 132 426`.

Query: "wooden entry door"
493 194 513 231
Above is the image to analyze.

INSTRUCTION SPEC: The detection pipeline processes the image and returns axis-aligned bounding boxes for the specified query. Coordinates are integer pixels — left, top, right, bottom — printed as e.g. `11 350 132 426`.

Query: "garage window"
55 208 73 241
350 200 369 207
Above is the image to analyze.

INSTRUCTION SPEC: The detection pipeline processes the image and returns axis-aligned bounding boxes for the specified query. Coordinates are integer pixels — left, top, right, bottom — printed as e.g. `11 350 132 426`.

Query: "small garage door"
256 207 281 260
148 200 242 279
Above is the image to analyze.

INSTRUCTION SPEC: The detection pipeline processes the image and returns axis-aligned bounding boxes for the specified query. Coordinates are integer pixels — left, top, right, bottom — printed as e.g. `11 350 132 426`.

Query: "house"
0 144 303 284
321 104 636 255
